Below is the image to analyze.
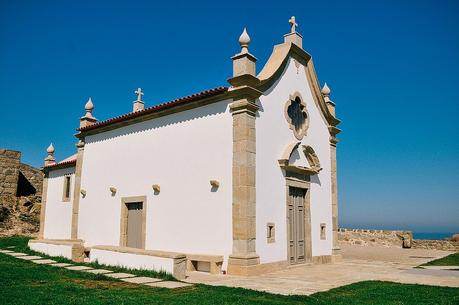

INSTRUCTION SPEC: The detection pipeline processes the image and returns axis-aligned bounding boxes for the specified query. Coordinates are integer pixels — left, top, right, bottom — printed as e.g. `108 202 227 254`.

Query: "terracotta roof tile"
78 86 228 133
44 154 77 169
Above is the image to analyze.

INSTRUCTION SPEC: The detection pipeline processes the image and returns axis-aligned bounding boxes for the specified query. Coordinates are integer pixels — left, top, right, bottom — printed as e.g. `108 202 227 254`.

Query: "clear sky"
1 0 458 233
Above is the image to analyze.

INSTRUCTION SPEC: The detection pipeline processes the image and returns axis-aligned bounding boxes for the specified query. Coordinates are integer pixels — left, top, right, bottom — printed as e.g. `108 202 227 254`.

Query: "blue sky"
1 0 458 233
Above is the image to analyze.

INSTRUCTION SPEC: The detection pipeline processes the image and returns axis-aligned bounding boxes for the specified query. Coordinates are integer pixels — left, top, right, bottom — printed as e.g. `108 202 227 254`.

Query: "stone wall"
0 148 43 236
338 228 412 248
412 239 459 252
0 149 21 196
19 163 43 196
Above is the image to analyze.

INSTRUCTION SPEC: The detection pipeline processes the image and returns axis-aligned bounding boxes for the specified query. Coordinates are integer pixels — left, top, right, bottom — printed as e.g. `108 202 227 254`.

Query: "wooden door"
126 202 143 248
287 187 306 264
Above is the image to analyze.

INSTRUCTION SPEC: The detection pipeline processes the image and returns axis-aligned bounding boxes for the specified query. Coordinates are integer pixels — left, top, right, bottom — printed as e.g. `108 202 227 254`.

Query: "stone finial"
284 16 303 48
239 28 250 54
133 87 145 112
44 143 56 166
322 82 336 116
80 97 97 128
231 28 257 79
321 82 331 97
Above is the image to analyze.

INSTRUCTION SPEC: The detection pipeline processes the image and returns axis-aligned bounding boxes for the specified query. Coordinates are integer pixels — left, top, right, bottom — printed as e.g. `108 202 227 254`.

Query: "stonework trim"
70 143 84 240
91 245 185 259
278 143 321 175
330 144 339 254
186 254 224 275
227 97 260 275
61 175 72 202
227 259 289 276
284 91 309 140
266 222 275 243
119 196 147 249
38 174 49 239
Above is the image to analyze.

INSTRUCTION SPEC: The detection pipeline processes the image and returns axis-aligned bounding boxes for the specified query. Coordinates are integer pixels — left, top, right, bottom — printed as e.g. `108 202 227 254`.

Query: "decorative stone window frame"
320 223 326 240
284 92 309 140
120 196 147 249
266 222 275 243
62 175 72 202
278 142 322 175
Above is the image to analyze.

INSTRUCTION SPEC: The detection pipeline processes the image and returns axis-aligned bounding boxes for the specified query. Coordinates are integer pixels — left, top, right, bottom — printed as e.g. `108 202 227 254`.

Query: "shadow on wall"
16 172 36 197
85 100 230 145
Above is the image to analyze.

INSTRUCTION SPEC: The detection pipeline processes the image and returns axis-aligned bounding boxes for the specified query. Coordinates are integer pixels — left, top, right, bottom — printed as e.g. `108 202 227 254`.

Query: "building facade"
30 18 341 277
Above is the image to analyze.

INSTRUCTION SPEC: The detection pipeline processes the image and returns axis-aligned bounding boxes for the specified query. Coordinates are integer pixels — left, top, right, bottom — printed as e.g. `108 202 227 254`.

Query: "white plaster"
28 242 73 260
89 248 174 274
77 99 233 269
256 58 333 263
43 167 75 239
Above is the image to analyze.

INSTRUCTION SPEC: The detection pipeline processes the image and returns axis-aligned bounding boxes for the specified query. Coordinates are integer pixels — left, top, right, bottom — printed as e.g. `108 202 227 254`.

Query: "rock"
450 234 459 242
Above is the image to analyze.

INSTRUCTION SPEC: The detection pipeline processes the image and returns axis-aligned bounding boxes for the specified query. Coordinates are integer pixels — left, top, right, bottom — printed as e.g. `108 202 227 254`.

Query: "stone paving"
121 276 163 284
0 249 192 290
105 272 136 279
32 259 57 264
185 245 459 295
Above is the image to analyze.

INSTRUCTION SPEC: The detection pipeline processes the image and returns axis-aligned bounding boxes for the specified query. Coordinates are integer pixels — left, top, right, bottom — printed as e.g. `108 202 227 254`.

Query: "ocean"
412 232 455 240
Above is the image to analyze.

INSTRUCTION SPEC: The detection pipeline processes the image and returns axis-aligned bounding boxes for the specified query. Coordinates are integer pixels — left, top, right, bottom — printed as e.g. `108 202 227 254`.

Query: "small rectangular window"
320 223 326 240
267 222 275 243
63 176 71 201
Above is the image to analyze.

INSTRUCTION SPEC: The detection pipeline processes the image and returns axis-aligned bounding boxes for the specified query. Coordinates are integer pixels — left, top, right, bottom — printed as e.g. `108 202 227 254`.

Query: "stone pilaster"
330 136 340 255
70 140 85 239
227 98 260 275
38 173 48 239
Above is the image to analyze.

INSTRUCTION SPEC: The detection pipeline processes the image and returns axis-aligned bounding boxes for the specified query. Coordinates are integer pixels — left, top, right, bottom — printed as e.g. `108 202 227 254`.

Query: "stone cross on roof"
289 16 298 33
135 88 144 101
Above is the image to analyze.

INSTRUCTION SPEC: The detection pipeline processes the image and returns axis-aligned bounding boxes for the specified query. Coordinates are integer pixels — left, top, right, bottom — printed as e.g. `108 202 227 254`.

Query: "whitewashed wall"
90 249 174 274
78 99 233 268
43 167 74 239
256 58 333 263
29 242 73 259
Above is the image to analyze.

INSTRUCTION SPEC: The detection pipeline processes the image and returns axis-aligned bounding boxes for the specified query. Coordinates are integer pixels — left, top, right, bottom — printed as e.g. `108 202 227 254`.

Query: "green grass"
1 236 458 305
421 252 459 267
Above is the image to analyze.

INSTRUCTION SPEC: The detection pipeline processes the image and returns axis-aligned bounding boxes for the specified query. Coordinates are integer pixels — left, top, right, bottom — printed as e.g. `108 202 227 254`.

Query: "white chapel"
30 17 341 278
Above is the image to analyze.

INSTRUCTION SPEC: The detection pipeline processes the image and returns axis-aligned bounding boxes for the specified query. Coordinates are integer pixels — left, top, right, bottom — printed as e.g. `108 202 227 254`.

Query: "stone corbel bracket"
278 142 322 175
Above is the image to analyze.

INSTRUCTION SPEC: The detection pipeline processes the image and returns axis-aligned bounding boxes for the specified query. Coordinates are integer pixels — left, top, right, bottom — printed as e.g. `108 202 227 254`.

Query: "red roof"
78 86 228 133
44 154 77 169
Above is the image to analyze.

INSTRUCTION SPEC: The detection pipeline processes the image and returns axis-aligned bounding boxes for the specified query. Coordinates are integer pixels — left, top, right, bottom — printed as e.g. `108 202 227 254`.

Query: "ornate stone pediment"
278 142 322 175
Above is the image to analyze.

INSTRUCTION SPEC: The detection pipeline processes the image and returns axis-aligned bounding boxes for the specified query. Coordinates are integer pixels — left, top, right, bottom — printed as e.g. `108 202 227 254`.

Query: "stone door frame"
120 196 147 249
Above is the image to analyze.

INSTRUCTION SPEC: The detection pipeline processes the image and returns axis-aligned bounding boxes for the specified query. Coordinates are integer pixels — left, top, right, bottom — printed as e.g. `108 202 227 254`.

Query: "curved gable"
256 42 340 130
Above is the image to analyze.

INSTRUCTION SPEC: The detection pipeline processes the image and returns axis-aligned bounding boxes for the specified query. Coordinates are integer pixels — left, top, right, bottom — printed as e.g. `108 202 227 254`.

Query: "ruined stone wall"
0 148 43 236
412 239 459 251
0 149 21 196
19 163 43 196
338 228 412 248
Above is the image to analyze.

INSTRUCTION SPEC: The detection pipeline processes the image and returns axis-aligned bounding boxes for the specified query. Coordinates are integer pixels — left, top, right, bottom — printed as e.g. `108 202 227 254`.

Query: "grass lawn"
421 252 459 267
1 236 458 305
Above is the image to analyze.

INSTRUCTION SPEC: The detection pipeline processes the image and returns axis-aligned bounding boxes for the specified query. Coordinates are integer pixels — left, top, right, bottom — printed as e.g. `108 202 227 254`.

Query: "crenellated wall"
338 228 412 248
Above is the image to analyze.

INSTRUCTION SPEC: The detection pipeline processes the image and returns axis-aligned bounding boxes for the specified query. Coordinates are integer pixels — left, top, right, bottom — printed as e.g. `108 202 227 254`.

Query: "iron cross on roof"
135 87 144 101
289 16 298 33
